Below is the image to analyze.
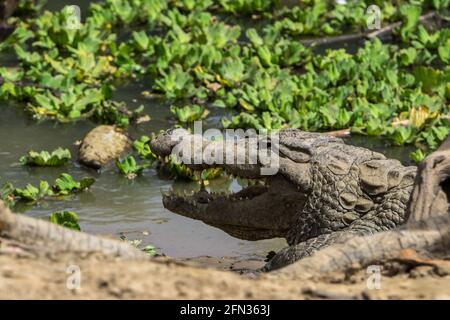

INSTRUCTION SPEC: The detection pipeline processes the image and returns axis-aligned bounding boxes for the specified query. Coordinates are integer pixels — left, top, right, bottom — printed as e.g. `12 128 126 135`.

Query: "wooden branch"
275 214 450 280
0 201 148 259
325 115 450 138
300 11 439 48
300 32 365 47
366 11 437 39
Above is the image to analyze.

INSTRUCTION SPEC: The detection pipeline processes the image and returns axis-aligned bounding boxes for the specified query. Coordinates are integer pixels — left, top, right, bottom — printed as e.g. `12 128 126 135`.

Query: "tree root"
407 135 450 223
273 214 450 280
0 202 148 260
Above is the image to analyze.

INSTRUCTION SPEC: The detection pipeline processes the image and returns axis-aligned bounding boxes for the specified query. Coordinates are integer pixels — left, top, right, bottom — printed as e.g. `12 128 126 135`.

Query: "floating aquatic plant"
116 155 150 179
49 210 81 231
53 173 96 196
20 147 71 167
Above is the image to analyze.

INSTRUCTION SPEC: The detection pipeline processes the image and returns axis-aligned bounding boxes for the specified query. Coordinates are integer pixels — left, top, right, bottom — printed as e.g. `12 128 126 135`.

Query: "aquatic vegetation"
133 134 223 181
13 181 53 203
1 182 17 208
119 235 157 257
116 155 150 179
0 5 143 126
409 118 450 162
49 210 81 231
19 147 71 167
160 155 223 181
142 244 157 257
2 174 95 207
170 104 209 123
53 173 96 196
218 0 278 15
0 0 448 160
133 135 156 160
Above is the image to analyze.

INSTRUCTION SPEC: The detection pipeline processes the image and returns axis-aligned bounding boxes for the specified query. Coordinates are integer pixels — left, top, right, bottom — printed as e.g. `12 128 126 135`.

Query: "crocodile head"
151 128 416 243
150 129 331 241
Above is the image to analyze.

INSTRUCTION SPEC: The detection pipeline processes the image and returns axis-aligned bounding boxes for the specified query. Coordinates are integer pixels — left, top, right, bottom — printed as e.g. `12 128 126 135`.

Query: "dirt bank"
1 252 449 299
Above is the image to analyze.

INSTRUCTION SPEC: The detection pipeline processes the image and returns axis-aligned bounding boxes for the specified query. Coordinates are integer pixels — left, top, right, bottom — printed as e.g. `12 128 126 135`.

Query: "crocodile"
150 128 418 271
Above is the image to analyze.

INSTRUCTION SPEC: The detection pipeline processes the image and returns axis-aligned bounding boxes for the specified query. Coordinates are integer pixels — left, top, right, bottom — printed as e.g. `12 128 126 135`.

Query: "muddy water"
0 1 415 261
0 90 290 259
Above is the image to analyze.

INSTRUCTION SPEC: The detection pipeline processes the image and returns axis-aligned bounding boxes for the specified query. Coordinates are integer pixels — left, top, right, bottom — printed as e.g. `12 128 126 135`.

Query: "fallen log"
0 201 148 259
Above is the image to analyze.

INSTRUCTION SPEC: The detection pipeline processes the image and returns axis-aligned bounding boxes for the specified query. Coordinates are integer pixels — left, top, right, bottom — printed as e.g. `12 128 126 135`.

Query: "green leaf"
13 184 39 202
399 5 421 40
20 147 71 167
53 173 95 195
414 66 443 94
49 211 81 231
132 31 150 52
142 245 156 257
410 148 426 164
116 155 149 178
398 48 417 66
438 43 449 63
170 104 208 123
1 182 16 208
246 28 263 47
133 135 156 160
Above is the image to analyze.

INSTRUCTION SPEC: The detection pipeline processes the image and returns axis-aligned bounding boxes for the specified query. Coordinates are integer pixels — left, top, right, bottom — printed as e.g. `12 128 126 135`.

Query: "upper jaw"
150 128 279 178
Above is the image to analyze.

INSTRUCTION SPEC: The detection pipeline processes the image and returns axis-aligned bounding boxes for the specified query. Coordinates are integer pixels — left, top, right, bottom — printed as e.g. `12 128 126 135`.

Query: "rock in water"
78 125 131 169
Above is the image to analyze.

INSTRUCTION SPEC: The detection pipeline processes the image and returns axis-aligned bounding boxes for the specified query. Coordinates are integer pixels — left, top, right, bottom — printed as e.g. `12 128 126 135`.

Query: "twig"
300 32 365 46
300 11 439 47
325 115 450 138
366 11 437 39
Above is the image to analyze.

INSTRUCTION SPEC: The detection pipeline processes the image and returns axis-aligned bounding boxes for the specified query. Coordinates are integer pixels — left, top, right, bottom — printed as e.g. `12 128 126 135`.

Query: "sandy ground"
1 252 450 299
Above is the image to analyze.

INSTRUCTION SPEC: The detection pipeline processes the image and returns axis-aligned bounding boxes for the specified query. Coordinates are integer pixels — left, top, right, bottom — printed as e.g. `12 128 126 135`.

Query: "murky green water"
0 1 415 260
0 90 290 259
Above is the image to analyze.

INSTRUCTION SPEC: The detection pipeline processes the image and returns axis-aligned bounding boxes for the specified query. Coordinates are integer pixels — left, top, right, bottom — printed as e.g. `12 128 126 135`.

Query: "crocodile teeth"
162 190 170 197
257 179 266 185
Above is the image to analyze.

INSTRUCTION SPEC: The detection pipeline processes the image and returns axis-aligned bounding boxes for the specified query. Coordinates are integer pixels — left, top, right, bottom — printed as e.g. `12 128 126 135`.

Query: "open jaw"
162 170 306 241
151 128 315 241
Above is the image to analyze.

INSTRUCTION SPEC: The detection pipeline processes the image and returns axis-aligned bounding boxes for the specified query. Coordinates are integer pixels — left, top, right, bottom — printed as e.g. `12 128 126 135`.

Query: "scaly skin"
151 129 417 271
